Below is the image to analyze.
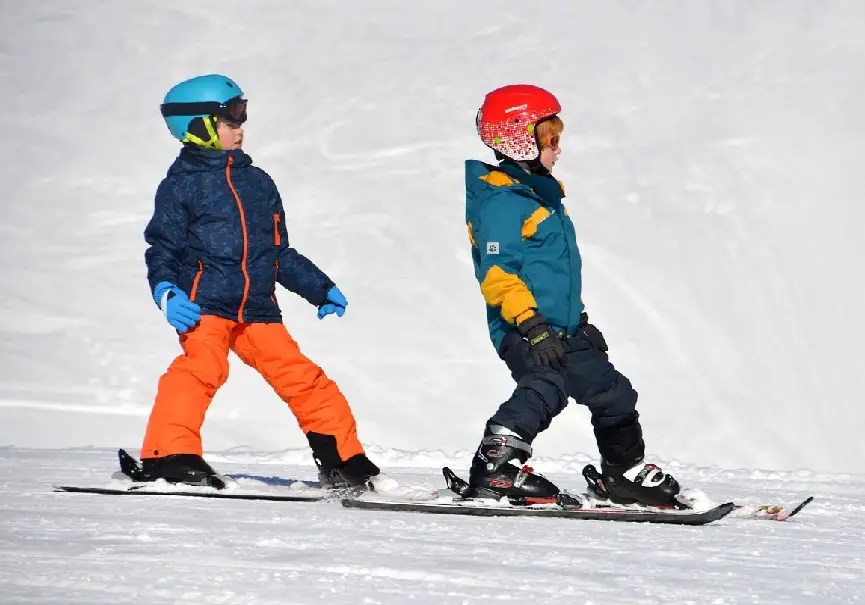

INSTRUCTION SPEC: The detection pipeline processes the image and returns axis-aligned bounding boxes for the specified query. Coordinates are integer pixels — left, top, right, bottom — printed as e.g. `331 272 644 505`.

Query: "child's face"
539 135 561 172
217 119 244 150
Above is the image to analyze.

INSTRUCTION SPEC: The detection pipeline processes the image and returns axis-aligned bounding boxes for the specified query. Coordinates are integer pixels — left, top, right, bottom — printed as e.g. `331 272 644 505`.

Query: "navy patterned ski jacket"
144 147 333 323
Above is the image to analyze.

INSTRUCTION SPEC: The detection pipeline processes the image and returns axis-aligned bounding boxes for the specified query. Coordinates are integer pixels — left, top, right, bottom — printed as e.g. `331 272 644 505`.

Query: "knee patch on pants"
494 371 568 440
171 349 230 390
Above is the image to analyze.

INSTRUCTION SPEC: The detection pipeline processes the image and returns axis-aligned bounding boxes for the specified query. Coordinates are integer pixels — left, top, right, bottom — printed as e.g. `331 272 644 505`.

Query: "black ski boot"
467 424 559 500
306 430 380 490
139 453 226 489
317 453 381 490
583 461 680 507
591 414 680 507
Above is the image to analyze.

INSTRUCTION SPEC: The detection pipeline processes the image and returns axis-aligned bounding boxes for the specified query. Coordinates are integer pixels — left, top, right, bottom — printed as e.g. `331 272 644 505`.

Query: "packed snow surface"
1 448 863 604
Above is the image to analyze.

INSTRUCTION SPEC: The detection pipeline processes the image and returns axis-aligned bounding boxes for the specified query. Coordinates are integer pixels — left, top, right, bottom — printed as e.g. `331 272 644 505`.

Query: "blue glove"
153 281 201 333
317 285 347 320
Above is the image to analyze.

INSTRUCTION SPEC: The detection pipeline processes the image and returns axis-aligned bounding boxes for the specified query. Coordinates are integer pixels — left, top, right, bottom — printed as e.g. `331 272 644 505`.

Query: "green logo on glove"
530 331 550 346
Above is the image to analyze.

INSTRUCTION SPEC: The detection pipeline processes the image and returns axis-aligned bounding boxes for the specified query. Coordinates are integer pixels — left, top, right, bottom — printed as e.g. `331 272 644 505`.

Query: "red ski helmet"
476 84 561 161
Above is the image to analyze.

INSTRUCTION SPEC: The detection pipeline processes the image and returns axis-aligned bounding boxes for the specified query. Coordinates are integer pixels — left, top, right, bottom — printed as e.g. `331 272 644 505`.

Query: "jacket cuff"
514 308 536 325
313 280 336 306
152 281 176 307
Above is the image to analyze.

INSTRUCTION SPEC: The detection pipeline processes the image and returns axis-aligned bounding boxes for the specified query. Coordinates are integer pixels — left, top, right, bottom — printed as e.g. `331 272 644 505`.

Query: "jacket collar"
496 159 563 208
167 146 253 175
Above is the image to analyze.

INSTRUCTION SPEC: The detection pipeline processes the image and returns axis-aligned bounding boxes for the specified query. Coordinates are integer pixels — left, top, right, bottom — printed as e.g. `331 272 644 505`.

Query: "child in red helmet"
464 84 681 507
140 74 381 489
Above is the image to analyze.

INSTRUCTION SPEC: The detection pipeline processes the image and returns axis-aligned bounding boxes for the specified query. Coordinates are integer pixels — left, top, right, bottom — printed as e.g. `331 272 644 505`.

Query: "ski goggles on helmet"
160 96 248 124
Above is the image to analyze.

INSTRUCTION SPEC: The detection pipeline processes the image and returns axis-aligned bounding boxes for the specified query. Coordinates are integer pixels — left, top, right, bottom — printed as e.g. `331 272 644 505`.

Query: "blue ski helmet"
160 74 246 141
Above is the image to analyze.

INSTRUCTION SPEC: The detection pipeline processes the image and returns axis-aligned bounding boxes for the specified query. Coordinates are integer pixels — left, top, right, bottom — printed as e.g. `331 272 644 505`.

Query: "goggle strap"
161 101 223 117
161 98 246 122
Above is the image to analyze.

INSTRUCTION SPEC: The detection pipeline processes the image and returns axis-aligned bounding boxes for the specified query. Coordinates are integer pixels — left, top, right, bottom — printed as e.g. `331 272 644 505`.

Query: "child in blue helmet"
141 74 381 489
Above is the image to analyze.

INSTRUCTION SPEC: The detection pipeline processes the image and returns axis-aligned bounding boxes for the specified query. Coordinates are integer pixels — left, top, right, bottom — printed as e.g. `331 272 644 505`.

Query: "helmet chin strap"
182 115 222 150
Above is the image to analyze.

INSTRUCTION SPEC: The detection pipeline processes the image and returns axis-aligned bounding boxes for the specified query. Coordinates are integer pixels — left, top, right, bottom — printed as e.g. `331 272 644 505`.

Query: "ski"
340 467 734 525
341 495 735 525
53 484 326 502
53 448 349 502
340 467 818 526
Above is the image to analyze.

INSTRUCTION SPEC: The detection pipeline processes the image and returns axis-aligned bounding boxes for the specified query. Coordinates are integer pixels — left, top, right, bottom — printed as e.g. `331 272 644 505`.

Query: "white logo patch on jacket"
486 242 500 255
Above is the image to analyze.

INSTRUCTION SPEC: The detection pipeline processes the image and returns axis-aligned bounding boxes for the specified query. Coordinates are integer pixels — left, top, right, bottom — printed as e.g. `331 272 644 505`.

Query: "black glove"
579 311 608 354
517 313 566 369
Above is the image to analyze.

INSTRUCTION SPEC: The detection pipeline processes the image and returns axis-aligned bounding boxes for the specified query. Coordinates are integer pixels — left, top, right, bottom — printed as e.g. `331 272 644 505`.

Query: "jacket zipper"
558 210 577 331
274 213 281 246
190 260 204 301
225 156 250 322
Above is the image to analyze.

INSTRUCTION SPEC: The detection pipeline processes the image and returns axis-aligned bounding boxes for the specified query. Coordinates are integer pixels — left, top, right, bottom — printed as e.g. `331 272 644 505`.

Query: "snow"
2 1 865 602
1 448 863 604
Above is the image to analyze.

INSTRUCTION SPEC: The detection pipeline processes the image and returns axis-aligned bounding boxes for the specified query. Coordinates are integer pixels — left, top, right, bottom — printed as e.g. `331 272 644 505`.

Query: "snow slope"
1 2 864 473
1 448 862 604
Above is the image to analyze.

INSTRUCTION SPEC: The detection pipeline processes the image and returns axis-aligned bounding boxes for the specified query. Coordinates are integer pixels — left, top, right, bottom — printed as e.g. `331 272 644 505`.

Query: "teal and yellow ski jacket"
465 159 584 352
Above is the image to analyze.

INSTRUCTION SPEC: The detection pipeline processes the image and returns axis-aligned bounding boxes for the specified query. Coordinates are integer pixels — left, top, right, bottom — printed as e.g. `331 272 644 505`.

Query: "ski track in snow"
1 449 863 604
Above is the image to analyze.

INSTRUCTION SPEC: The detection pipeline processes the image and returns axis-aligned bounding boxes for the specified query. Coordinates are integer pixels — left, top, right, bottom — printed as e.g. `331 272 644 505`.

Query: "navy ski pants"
489 325 637 442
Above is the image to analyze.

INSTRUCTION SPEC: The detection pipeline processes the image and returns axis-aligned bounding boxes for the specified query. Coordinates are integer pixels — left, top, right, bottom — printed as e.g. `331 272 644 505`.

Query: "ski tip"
735 496 815 521
785 495 815 519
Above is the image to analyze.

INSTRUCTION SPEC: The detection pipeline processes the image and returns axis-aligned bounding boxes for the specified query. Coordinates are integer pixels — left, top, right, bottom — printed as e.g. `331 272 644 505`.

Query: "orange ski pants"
141 315 364 461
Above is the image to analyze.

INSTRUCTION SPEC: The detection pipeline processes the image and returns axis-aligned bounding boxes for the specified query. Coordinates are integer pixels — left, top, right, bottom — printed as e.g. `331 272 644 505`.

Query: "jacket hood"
465 158 542 208
465 159 527 193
